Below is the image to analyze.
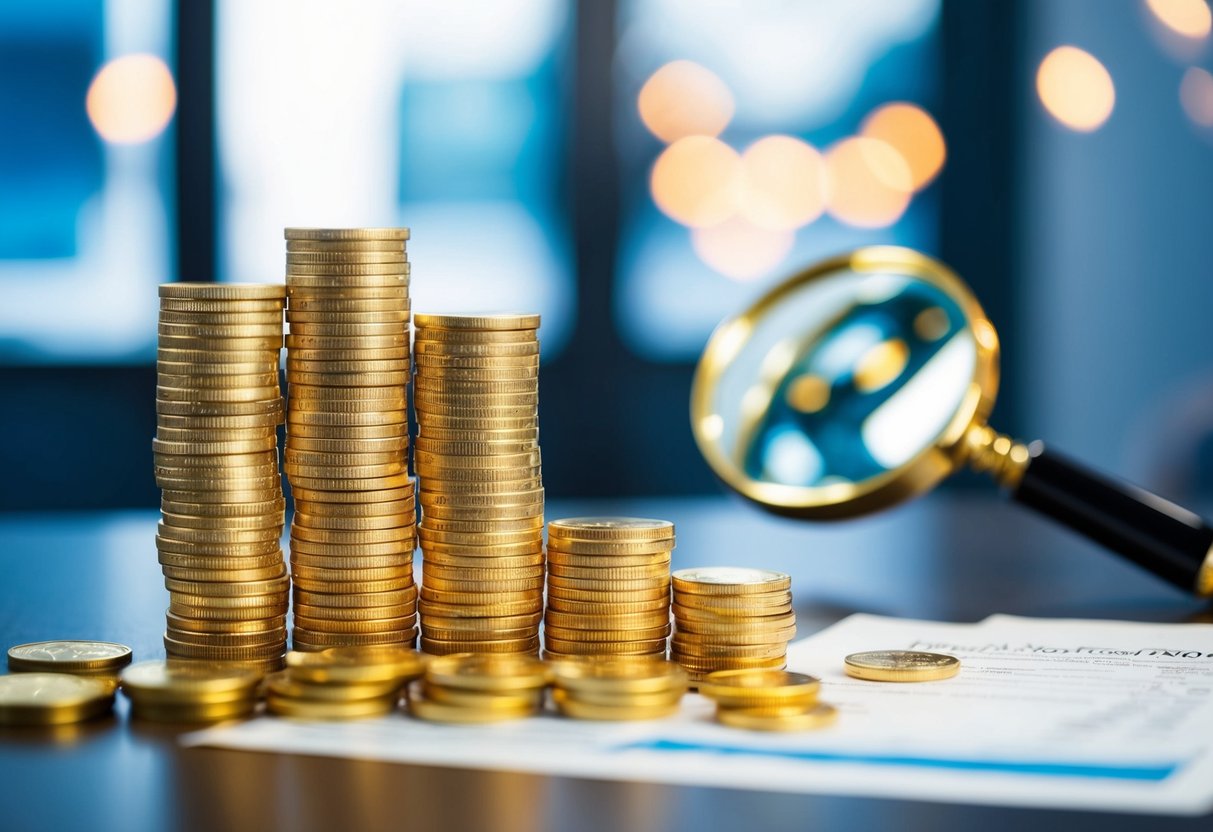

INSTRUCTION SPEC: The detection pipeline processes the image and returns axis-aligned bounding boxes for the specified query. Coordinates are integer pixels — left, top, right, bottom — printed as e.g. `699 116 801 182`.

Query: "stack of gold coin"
699 669 835 731
670 567 796 681
549 656 687 721
543 518 674 660
412 314 544 656
155 283 289 670
408 653 546 723
120 659 262 723
283 228 416 652
266 646 426 720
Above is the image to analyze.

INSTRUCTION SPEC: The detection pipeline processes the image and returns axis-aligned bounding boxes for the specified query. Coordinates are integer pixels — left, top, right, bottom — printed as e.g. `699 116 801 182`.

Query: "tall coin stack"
413 314 545 656
670 567 797 682
154 283 289 670
283 228 416 652
543 518 674 660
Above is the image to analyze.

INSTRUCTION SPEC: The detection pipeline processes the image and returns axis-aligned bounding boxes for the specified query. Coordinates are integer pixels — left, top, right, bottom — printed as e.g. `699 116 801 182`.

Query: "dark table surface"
1 494 1211 832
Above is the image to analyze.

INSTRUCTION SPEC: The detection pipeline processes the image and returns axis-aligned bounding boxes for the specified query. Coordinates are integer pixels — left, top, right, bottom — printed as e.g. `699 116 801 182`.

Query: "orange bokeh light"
861 102 946 191
1036 46 1115 132
651 136 742 228
692 216 794 282
1180 67 1213 126
824 137 912 229
738 135 827 231
86 54 177 144
1146 0 1212 39
638 60 735 144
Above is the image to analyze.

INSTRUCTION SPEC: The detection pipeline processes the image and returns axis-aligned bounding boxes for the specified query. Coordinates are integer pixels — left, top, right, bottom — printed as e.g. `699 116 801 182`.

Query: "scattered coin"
843 650 960 682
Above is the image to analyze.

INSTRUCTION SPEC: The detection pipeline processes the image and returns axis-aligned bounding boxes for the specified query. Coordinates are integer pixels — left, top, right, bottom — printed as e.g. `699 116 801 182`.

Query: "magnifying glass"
691 246 1213 597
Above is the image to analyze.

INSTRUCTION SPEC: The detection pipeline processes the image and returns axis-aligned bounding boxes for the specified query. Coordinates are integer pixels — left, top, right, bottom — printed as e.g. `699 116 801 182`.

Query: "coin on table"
715 702 838 732
424 653 549 692
7 640 133 674
0 673 116 725
284 646 427 686
843 650 960 682
698 669 820 707
119 660 263 704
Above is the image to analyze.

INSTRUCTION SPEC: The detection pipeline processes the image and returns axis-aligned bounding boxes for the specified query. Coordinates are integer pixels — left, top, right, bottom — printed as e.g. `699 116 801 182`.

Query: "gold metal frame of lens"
690 246 1001 520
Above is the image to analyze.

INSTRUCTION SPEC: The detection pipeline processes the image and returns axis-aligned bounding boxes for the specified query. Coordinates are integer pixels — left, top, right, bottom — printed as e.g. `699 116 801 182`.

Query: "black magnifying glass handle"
1011 441 1213 596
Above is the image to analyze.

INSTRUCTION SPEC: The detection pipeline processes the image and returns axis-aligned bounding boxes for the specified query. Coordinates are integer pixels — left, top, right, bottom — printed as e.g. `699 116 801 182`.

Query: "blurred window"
0 0 174 363
216 0 575 356
614 0 944 361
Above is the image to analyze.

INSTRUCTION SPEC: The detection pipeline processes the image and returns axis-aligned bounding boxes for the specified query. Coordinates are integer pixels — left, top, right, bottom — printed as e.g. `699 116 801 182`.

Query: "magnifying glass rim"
690 245 1000 520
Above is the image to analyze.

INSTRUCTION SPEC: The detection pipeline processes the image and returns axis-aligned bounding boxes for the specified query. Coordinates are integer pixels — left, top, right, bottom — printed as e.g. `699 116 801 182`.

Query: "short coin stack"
543 518 674 660
266 646 426 720
154 283 289 670
413 314 544 656
670 567 796 681
120 660 262 724
550 656 687 721
699 669 836 732
408 653 547 723
283 228 417 652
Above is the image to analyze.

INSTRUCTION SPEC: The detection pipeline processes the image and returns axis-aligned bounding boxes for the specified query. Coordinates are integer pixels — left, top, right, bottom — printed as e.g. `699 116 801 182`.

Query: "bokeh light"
1145 0 1212 39
824 137 912 228
1180 67 1213 126
86 54 177 144
691 216 794 281
638 60 735 143
738 135 828 231
861 102 946 191
650 135 742 228
1036 46 1115 132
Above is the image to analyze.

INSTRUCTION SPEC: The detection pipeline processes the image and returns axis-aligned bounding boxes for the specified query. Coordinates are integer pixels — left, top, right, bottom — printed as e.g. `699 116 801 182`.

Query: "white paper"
184 614 1213 815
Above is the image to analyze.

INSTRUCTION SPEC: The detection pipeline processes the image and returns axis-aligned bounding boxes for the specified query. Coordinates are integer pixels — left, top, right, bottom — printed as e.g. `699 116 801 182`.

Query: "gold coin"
715 702 837 732
156 371 280 390
157 322 283 339
166 626 286 647
547 517 674 542
286 357 408 375
672 567 791 595
543 637 666 656
156 344 281 362
413 340 538 357
157 334 282 352
413 438 537 457
266 692 396 720
414 391 538 409
156 413 283 432
158 309 284 324
421 624 537 643
288 371 409 388
285 265 409 281
163 571 288 594
284 462 407 481
292 587 417 608
286 251 407 265
286 436 408 454
420 551 543 570
292 513 411 533
423 653 548 691
419 636 538 655
120 660 262 703
548 656 686 694
291 526 413 546
157 520 282 542
414 354 540 371
546 575 669 592
422 575 542 594
547 554 670 571
283 446 401 466
547 563 669 582
155 536 281 555
293 603 414 623
413 376 536 395
160 282 286 301
157 357 280 375
297 616 415 636
6 641 131 674
671 601 794 620
156 385 281 405
288 322 405 339
415 366 537 382
129 697 258 723
418 469 542 488
167 601 288 621
545 597 670 616
419 540 543 558
417 609 540 629
160 490 284 508
291 629 416 650
290 575 414 594
164 636 286 662
420 481 544 501
672 593 792 613
674 622 797 644
0 673 115 726
160 498 286 518
415 415 538 433
285 227 410 242
544 611 669 631
413 313 539 331
156 399 283 418
288 299 408 315
842 650 960 682
418 597 542 618
550 689 678 721
420 681 541 711
287 314 409 331
290 485 412 504
407 689 534 723
287 415 407 432
422 563 544 583
543 623 670 642
160 297 284 313
546 585 669 604
288 347 409 362
418 505 542 525
290 541 413 561
415 329 534 346
159 512 282 533
419 488 543 508
698 670 820 706
288 474 411 492
291 562 412 581
165 611 285 634
546 540 675 557
414 448 540 469
152 435 278 456
419 518 541 537
669 640 786 660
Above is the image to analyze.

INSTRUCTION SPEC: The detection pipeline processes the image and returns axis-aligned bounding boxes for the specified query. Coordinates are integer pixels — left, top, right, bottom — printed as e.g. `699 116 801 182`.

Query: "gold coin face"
0 673 115 726
7 641 133 673
547 517 675 541
424 653 549 691
671 567 791 594
698 669 820 705
843 650 960 682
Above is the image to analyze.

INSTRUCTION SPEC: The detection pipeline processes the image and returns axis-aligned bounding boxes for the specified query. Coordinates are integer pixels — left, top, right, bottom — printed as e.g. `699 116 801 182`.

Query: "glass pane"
217 0 575 356
0 0 174 363
615 0 943 361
